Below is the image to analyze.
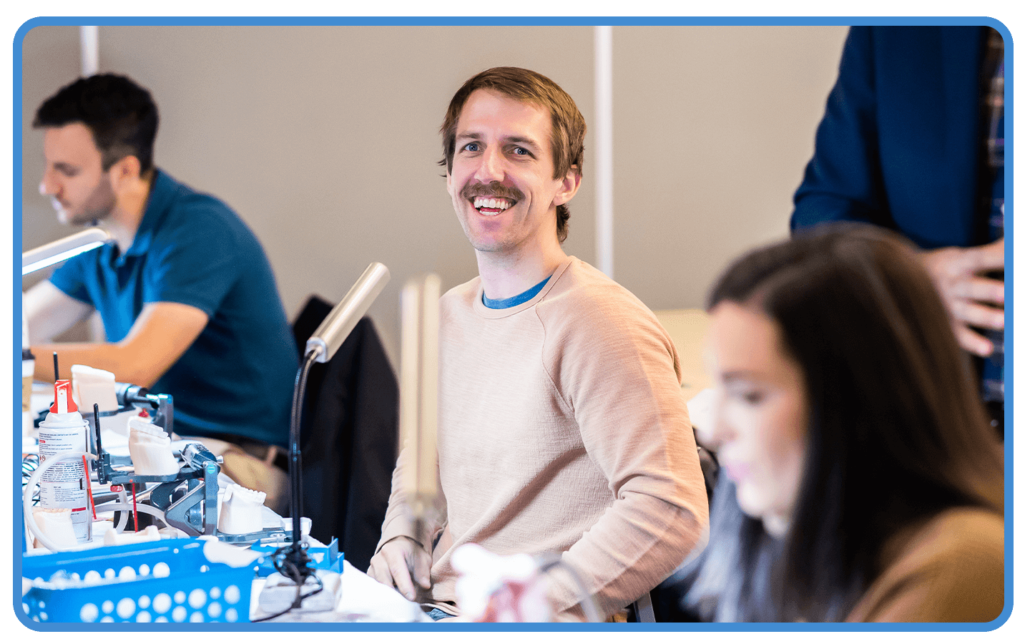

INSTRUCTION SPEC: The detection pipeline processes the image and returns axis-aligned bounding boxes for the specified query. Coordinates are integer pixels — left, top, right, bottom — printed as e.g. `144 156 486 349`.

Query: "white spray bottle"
37 380 92 543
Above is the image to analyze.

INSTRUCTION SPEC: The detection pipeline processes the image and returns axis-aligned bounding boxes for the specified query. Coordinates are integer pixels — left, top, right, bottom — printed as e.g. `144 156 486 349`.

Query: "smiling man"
368 67 709 621
24 74 297 508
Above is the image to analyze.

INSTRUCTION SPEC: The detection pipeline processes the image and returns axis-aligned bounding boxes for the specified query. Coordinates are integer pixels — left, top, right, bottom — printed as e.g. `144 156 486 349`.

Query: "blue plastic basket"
21 539 263 624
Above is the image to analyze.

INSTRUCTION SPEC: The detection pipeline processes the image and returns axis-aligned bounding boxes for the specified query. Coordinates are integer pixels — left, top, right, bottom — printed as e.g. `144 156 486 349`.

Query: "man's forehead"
43 122 102 161
455 90 550 143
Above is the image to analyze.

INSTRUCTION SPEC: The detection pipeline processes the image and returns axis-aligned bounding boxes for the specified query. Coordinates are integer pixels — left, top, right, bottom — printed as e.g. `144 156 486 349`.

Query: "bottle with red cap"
37 380 92 544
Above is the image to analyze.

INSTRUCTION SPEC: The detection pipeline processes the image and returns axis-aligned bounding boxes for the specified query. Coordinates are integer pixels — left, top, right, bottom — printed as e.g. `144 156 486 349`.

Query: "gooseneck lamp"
283 262 390 591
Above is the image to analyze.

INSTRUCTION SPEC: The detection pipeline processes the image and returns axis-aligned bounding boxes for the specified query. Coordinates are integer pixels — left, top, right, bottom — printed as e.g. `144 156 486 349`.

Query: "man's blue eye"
513 147 528 156
463 143 479 152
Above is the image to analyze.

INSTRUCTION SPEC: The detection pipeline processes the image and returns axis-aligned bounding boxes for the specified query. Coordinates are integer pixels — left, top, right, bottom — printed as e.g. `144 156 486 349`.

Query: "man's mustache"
460 181 524 203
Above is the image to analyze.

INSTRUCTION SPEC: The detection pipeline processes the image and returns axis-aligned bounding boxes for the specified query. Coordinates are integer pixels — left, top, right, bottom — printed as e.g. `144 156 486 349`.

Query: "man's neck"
104 171 154 252
476 240 567 301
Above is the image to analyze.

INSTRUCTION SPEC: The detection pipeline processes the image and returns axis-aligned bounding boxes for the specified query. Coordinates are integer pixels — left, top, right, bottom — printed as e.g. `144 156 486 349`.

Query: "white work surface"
250 561 431 622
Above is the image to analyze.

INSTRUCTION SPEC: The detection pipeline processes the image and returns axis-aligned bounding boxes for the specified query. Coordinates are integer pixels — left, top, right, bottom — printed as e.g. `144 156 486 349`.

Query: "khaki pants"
181 436 289 515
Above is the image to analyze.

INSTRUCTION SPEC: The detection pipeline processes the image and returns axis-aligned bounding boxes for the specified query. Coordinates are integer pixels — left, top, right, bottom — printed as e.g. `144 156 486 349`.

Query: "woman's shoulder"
894 507 1004 557
847 507 1004 623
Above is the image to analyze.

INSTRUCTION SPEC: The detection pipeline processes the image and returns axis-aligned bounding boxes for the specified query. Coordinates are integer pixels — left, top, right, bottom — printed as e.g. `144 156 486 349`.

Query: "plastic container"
21 539 263 623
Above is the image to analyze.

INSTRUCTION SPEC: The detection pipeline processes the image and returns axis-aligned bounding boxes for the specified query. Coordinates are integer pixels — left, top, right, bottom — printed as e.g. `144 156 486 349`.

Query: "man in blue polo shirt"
24 74 297 506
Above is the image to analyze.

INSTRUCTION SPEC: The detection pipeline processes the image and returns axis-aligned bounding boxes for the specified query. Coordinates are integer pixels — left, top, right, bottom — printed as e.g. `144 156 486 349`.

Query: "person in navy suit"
791 26 1005 434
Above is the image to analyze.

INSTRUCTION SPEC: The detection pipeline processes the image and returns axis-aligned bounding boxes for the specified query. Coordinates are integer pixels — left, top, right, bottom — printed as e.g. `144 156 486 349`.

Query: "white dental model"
127 415 180 476
217 484 267 535
32 508 79 550
71 364 119 413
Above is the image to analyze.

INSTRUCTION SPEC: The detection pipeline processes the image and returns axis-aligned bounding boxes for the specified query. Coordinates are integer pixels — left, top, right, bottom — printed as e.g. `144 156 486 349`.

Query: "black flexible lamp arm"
288 349 320 564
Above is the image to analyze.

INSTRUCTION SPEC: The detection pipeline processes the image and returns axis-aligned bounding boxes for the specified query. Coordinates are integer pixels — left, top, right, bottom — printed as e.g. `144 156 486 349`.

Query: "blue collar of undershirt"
482 275 552 309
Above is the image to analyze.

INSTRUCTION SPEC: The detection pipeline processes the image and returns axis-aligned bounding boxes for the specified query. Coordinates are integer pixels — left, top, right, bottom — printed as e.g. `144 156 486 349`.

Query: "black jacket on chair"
299 314 398 573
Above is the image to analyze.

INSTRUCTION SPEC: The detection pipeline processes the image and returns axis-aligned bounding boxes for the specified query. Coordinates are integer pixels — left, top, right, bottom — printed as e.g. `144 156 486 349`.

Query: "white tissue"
336 561 432 622
33 508 79 550
127 416 180 476
202 539 264 567
71 364 119 412
217 483 267 535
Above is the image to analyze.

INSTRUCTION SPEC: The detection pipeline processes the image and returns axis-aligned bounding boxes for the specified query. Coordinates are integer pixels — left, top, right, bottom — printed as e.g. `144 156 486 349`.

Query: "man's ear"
108 155 142 192
552 166 582 208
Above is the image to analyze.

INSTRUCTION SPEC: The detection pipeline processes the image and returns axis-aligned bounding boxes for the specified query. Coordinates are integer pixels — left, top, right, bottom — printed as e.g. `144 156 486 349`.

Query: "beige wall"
20 25 847 369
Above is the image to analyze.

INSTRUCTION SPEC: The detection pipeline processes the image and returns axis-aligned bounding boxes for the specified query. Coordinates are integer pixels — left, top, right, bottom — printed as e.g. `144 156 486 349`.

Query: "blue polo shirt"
50 170 297 448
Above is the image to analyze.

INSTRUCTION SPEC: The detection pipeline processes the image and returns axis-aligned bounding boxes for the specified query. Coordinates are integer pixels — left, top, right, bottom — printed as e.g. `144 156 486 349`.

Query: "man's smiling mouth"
472 197 514 215
461 181 524 216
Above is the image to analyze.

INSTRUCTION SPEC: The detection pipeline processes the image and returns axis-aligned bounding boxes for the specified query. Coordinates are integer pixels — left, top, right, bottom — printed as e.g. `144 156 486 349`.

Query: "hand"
919 238 1004 357
367 536 433 602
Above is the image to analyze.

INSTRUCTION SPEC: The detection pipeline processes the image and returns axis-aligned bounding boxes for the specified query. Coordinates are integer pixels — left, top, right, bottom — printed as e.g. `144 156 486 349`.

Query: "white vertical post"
399 282 421 504
594 25 614 279
417 274 439 507
80 26 99 76
400 274 441 524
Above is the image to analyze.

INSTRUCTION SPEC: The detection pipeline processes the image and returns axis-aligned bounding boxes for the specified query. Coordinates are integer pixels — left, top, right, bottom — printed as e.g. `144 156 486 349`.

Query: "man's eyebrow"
455 131 481 142
52 161 79 172
504 136 541 149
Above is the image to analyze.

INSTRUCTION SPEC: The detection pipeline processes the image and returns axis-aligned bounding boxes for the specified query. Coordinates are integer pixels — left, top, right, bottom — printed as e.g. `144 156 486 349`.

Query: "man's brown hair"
440 67 586 243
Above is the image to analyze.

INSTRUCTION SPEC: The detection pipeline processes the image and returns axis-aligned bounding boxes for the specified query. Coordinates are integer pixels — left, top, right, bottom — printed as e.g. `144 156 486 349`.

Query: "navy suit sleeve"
791 27 893 232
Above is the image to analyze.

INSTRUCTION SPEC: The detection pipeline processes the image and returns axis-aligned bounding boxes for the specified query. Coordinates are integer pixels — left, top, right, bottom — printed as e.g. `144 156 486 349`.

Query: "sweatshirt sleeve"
539 285 710 619
374 446 445 557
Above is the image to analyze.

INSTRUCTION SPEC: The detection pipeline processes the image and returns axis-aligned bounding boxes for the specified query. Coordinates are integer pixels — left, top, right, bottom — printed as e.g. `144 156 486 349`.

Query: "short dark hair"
34 73 159 173
686 224 1003 621
440 67 586 243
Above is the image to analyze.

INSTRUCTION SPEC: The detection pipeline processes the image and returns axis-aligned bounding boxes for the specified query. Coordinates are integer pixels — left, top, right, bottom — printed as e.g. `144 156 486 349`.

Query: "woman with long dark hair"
685 225 1004 622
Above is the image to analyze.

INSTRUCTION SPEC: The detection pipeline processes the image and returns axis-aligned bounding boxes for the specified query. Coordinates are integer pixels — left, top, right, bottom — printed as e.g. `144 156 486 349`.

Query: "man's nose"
473 147 505 183
39 169 58 197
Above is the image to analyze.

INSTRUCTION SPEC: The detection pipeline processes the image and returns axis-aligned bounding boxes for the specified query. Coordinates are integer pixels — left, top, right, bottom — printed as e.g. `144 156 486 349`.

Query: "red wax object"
83 456 97 520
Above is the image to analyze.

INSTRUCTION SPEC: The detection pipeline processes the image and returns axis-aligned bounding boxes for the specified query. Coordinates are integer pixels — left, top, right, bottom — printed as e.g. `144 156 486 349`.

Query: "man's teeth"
473 197 512 211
